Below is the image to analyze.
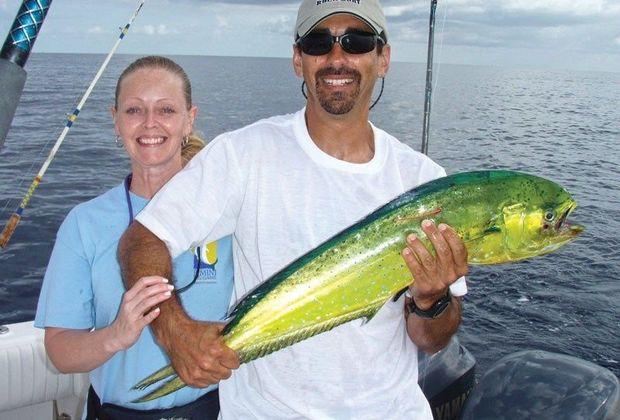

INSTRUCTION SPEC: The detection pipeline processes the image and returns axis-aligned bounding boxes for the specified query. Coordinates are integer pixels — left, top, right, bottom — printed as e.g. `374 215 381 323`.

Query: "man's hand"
401 219 468 307
401 219 467 354
158 318 240 388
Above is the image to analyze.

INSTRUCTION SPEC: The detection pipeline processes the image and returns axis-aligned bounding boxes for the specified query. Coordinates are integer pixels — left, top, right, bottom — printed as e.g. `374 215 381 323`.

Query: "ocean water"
0 54 618 379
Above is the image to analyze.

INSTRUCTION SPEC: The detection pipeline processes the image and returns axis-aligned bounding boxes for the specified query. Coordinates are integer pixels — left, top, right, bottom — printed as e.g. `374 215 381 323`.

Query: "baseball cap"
295 0 388 41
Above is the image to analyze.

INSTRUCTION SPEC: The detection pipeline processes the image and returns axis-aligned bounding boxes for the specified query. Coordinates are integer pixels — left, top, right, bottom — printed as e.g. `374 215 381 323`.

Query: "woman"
34 56 233 419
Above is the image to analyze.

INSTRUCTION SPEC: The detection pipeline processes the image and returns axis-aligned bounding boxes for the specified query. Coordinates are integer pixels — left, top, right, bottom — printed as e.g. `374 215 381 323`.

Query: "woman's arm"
44 276 173 373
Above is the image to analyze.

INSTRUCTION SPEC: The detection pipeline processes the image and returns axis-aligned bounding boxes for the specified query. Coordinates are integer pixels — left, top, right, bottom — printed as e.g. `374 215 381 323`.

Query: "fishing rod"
0 0 53 151
0 0 146 249
420 0 438 156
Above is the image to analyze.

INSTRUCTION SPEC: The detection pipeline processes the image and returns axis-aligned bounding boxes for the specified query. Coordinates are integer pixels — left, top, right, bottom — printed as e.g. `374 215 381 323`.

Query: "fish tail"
131 375 186 403
132 365 176 390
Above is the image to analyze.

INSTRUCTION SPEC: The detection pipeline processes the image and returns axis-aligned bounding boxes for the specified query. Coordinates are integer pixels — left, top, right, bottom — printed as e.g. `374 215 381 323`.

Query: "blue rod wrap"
1 0 53 67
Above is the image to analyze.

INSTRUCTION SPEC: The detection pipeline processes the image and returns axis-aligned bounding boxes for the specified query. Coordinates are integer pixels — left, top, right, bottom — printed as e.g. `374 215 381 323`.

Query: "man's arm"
405 296 461 354
401 220 468 354
118 221 239 387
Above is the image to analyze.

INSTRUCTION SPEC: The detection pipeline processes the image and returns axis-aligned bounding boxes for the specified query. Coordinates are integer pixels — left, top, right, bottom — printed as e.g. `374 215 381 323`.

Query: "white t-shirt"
138 109 467 419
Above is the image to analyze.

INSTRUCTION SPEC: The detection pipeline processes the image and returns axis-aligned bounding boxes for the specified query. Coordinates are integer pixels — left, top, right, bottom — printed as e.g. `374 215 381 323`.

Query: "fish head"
498 177 584 261
464 173 584 264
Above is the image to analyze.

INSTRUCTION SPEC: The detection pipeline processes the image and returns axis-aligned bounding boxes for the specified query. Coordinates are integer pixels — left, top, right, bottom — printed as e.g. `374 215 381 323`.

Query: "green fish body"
132 170 583 402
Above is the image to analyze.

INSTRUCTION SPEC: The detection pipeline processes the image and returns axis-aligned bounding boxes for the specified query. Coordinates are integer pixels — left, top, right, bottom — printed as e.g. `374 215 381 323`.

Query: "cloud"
210 0 296 4
383 0 614 27
502 0 605 15
258 14 295 36
19 0 620 71
183 0 620 58
374 0 620 56
87 26 104 34
134 24 178 35
216 15 230 30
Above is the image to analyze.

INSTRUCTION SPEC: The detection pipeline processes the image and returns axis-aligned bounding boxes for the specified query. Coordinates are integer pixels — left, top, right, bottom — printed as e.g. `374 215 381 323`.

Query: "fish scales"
132 170 583 402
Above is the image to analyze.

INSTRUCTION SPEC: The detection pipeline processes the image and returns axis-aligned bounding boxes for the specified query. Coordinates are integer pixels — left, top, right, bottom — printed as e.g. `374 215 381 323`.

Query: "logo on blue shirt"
193 241 218 282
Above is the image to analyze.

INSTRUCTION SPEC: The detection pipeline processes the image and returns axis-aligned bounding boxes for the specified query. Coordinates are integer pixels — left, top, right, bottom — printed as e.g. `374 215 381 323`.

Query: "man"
119 0 468 417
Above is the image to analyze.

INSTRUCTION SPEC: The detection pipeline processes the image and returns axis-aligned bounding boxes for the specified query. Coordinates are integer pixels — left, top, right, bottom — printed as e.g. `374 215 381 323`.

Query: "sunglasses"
297 30 384 56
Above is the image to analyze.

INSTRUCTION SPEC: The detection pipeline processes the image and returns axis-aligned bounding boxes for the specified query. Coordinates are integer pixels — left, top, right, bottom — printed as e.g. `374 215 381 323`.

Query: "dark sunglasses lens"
300 33 333 56
341 32 377 54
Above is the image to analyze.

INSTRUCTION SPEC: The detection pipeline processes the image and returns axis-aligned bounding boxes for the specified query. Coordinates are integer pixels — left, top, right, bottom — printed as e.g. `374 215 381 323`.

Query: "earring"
301 81 308 99
115 135 124 148
182 135 189 146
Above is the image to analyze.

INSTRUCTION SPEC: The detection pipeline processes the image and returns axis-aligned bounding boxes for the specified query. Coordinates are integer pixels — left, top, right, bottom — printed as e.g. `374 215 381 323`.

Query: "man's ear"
378 43 391 77
293 44 304 78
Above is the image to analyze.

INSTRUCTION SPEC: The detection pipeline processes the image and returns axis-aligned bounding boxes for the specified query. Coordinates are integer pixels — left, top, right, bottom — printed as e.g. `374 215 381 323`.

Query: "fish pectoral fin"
463 224 505 264
463 228 501 246
483 225 501 234
393 208 442 225
463 217 502 244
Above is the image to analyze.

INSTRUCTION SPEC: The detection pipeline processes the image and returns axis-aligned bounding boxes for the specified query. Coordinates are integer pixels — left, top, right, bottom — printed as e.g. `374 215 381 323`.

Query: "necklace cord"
123 173 199 294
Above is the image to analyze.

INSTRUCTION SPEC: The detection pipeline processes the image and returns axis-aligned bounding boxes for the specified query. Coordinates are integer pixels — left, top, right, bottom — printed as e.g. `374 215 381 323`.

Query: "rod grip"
0 213 21 248
1 0 53 67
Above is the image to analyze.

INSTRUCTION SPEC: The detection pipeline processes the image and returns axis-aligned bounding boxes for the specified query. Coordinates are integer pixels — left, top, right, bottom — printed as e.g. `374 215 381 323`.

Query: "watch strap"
407 289 452 319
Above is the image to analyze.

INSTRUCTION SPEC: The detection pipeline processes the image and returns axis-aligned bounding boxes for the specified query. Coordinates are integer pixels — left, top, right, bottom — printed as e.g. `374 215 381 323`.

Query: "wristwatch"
406 290 452 319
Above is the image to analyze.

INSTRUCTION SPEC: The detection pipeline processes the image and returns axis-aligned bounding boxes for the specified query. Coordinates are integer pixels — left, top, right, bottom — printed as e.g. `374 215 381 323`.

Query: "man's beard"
314 66 362 115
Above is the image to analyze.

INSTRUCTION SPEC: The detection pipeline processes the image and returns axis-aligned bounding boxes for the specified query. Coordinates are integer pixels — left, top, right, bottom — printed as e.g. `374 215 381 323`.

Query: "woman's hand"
109 275 174 351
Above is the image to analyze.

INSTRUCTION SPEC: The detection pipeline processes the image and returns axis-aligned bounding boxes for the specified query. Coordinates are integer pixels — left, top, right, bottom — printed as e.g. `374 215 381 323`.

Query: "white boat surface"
0 321 87 420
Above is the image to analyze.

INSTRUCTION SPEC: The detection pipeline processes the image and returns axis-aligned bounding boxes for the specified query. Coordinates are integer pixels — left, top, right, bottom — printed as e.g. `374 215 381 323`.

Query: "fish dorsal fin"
226 298 244 319
223 290 265 334
393 208 442 225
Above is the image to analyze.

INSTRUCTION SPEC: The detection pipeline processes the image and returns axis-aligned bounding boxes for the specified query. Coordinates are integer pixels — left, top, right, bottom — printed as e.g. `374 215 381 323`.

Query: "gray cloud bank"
209 0 620 54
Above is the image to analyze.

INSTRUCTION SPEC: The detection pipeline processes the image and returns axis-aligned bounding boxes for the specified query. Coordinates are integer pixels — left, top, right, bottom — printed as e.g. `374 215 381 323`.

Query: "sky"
0 0 619 72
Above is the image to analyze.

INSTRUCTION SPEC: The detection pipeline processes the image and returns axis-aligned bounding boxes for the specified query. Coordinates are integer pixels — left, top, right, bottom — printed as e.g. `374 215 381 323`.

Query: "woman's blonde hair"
115 55 205 165
181 134 205 166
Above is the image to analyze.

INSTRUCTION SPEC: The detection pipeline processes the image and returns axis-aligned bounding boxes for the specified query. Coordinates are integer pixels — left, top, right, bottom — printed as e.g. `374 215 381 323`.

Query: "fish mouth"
555 201 584 238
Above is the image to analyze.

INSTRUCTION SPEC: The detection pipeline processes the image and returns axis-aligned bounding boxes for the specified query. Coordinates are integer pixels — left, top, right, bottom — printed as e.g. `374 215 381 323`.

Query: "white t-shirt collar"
293 107 387 174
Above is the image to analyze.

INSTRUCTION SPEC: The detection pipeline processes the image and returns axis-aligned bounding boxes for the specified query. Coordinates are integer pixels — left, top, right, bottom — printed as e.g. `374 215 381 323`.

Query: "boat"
0 321 88 419
2 321 619 419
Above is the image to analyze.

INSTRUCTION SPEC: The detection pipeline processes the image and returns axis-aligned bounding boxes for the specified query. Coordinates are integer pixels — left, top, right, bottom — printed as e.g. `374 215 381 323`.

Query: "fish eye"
544 211 555 222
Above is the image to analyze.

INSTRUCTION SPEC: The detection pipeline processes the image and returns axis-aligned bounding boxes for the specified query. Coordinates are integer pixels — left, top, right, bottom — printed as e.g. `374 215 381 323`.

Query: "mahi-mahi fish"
131 170 584 402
